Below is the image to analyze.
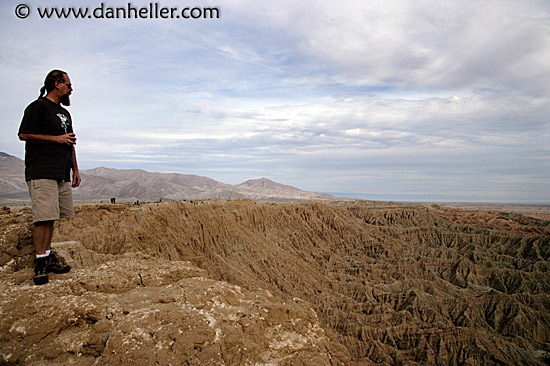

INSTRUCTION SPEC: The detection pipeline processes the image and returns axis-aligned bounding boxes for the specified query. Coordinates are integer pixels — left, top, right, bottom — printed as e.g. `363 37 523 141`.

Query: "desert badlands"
1 199 549 365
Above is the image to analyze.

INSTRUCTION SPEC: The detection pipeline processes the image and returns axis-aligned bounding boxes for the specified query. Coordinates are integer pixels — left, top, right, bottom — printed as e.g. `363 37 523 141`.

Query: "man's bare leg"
33 221 54 285
33 221 54 255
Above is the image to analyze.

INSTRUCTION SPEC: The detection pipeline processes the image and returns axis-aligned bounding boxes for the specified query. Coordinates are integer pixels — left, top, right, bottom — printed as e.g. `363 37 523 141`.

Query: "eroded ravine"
2 200 549 365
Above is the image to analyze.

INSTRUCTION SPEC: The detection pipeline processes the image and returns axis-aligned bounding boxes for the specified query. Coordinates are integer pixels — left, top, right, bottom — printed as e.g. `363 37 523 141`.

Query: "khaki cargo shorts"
27 179 75 223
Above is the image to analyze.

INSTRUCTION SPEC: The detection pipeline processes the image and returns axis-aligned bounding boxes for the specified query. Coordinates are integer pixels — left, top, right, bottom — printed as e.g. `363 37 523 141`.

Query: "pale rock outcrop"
0 240 350 365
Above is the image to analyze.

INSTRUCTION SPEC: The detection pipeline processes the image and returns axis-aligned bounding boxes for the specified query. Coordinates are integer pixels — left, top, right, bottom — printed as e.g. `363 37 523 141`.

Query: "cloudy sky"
1 0 549 202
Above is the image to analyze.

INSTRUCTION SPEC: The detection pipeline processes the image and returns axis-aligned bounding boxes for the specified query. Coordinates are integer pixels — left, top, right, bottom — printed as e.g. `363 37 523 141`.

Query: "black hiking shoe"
46 251 71 274
34 257 49 285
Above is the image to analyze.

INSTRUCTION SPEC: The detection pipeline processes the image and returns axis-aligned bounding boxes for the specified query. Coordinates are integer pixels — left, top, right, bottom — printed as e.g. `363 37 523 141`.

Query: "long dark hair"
39 70 67 98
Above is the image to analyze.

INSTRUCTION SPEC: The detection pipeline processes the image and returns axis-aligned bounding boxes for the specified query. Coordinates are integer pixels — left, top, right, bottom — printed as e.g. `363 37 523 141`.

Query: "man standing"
18 70 81 285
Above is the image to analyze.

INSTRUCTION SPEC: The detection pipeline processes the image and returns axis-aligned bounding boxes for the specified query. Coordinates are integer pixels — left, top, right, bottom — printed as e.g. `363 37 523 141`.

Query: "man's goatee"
60 94 71 106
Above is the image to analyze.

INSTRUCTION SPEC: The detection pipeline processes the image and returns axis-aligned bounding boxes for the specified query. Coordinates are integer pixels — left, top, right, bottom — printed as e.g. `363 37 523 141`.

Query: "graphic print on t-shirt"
57 113 70 133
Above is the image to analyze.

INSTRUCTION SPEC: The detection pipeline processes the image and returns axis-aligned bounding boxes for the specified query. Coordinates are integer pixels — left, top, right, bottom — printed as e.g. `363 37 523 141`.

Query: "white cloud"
224 0 550 89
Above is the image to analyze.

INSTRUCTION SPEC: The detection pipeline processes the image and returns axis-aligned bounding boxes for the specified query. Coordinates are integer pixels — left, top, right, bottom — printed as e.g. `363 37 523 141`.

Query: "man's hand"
56 133 77 146
72 170 81 188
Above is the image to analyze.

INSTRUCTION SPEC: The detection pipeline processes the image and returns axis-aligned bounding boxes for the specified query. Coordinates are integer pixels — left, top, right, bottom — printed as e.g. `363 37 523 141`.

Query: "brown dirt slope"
1 200 549 365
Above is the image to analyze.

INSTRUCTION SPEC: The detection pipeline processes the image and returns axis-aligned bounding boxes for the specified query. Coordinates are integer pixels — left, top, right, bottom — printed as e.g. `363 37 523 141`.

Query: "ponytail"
39 69 67 99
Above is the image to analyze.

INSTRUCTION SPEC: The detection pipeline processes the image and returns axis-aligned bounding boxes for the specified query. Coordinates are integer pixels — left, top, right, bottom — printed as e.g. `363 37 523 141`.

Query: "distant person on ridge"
18 69 81 285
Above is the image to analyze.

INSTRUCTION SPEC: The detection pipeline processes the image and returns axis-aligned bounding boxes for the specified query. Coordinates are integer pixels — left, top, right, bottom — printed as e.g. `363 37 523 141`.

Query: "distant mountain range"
0 152 337 202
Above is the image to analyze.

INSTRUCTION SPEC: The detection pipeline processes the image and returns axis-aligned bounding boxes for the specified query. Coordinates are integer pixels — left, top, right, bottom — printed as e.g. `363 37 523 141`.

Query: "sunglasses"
58 81 72 89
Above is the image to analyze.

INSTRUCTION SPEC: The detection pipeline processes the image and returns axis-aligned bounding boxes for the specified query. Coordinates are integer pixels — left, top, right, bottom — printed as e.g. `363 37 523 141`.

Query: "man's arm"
71 145 81 188
18 133 77 146
19 132 81 187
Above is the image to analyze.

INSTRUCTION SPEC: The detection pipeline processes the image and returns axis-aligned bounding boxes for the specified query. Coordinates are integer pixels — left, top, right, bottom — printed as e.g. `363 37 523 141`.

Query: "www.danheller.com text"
31 3 220 20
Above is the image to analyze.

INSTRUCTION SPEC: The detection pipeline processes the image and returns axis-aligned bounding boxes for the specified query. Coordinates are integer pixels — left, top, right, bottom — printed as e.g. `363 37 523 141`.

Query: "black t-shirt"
18 97 74 182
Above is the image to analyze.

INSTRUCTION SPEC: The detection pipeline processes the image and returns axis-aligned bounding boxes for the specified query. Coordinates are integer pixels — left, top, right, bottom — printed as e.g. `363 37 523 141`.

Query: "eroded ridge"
1 200 549 365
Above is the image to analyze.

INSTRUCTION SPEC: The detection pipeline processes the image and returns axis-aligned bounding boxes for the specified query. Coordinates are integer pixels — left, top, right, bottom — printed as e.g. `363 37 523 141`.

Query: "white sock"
46 250 51 256
36 253 48 259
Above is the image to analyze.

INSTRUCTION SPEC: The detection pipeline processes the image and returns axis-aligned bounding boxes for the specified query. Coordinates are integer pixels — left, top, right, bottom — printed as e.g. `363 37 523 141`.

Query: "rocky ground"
1 200 549 365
